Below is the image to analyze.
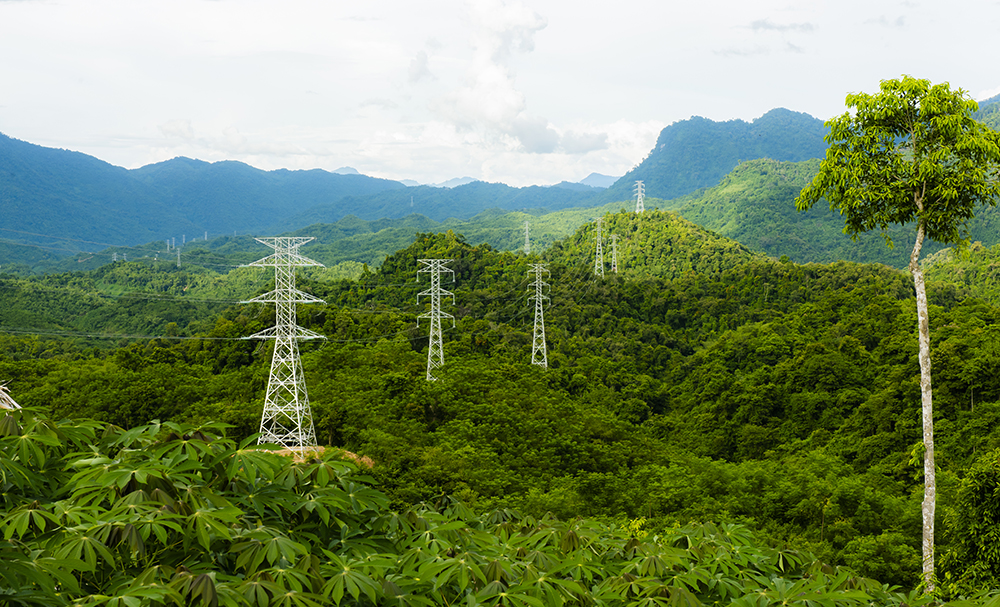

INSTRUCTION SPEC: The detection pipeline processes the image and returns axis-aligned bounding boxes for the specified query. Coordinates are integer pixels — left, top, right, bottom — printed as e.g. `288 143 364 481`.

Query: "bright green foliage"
939 448 1000 594
973 94 1000 132
796 76 1000 246
545 210 760 281
671 158 952 267
924 242 1000 305
1 409 988 606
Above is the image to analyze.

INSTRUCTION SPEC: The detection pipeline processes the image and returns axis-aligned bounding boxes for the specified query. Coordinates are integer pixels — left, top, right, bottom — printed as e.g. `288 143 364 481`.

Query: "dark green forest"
6 211 1000 604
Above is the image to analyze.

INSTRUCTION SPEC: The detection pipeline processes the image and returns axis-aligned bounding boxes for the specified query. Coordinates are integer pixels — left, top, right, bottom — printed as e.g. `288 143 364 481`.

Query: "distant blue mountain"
579 172 618 189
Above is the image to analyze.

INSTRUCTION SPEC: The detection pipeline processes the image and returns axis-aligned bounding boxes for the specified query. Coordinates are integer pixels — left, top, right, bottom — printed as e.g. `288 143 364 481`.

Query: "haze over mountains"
0 109 826 250
2 97 999 272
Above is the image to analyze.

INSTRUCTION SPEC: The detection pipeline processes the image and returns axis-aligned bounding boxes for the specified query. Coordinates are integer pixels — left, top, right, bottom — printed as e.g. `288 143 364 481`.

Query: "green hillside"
7 214 1000 597
668 158 951 267
923 241 1000 305
974 94 1000 131
268 180 604 232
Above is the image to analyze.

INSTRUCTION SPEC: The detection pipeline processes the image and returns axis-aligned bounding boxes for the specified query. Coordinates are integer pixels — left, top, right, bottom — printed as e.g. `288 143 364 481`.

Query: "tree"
796 75 1000 591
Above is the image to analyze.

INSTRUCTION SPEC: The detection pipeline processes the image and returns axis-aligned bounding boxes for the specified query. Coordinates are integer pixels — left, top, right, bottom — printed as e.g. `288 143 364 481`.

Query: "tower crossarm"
417 309 455 327
240 289 326 305
243 325 327 341
417 286 456 306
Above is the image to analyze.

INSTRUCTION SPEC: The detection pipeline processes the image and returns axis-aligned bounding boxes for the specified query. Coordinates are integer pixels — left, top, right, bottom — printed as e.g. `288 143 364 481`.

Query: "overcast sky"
1 0 998 187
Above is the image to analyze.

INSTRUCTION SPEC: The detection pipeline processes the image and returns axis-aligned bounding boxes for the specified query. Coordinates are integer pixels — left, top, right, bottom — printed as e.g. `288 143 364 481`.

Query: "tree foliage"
796 75 1000 591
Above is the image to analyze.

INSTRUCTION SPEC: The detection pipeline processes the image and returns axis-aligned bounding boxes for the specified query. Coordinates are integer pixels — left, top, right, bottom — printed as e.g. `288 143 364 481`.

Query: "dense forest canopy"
5 210 1000 602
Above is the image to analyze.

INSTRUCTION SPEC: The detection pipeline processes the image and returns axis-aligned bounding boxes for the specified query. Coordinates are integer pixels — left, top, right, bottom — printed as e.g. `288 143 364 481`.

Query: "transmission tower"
241 237 326 455
611 234 619 274
634 180 645 213
528 264 549 368
524 220 531 255
594 217 604 277
417 259 455 381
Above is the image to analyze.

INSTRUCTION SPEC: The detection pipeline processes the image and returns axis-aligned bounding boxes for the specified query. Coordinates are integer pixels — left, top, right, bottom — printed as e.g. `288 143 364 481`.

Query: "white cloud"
865 15 906 28
409 50 432 83
158 119 195 140
434 0 548 139
360 98 399 110
750 19 816 33
511 114 558 153
560 130 608 154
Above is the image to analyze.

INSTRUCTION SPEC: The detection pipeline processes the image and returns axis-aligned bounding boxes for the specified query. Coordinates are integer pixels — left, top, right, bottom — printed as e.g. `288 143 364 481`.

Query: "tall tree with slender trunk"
795 76 1000 592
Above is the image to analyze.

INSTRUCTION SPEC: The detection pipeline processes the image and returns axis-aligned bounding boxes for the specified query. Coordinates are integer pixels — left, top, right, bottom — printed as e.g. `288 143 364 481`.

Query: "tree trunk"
910 219 936 592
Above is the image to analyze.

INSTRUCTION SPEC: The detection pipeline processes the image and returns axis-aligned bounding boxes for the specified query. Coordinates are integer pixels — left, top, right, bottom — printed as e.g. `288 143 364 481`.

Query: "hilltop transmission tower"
417 259 455 381
524 221 531 255
611 234 619 274
528 264 549 368
241 237 326 454
594 217 605 277
634 180 645 213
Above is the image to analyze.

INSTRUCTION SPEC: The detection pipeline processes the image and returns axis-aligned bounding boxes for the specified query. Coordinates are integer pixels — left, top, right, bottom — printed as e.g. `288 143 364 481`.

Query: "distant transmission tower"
611 234 619 274
634 180 645 213
524 221 531 255
528 264 549 368
594 217 605 277
241 237 326 454
417 259 455 381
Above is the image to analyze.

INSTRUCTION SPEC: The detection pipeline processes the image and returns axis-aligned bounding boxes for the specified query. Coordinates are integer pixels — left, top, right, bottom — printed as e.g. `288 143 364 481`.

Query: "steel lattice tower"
524 220 531 255
417 259 455 381
611 234 619 274
528 263 549 368
241 237 325 454
594 217 605 277
634 180 645 213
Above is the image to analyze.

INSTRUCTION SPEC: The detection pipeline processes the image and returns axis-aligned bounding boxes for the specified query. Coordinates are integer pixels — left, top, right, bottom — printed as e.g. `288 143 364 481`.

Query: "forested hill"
602 108 828 201
8 213 1000 595
265 179 603 231
668 158 951 267
0 132 405 250
0 133 197 246
129 156 406 233
0 132 604 264
543 209 761 280
974 93 1000 130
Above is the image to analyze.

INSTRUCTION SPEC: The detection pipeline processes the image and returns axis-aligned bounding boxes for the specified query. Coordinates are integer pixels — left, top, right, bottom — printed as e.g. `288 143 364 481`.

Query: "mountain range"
0 108 828 261
3 95 999 272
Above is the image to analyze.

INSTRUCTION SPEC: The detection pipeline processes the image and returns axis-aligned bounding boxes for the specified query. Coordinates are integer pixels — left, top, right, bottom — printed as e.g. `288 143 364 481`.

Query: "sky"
1 0 998 188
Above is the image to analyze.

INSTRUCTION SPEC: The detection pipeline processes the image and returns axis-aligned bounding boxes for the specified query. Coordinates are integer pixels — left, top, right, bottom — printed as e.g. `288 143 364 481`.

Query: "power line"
612 234 619 274
594 217 605 278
